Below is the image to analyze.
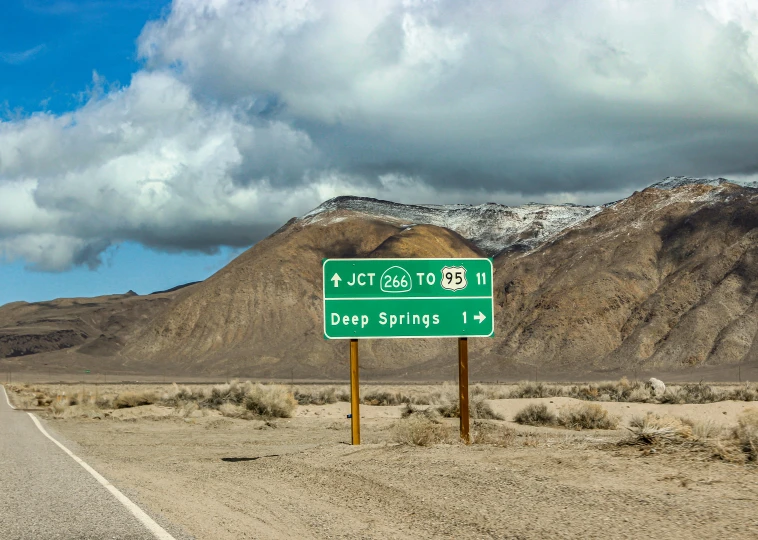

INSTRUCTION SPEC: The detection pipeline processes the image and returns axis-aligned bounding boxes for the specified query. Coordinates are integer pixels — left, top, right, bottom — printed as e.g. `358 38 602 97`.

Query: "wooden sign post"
350 339 360 445
458 337 469 443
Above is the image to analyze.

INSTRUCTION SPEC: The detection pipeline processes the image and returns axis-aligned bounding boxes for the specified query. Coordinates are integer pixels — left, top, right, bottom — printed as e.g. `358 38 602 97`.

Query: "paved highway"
0 386 181 539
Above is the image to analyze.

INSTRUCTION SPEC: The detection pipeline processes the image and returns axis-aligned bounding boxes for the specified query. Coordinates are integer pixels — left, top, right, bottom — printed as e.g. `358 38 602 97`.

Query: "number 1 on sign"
476 272 487 285
463 312 467 324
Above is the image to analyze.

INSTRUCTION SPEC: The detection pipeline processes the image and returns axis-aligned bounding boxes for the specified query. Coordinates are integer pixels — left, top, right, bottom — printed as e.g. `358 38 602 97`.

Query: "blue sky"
0 0 243 305
2 1 758 307
0 1 168 115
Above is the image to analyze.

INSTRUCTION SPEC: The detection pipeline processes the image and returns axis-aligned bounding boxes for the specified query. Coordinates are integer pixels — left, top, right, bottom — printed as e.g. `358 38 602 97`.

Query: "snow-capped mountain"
651 176 758 190
301 196 602 256
301 177 758 256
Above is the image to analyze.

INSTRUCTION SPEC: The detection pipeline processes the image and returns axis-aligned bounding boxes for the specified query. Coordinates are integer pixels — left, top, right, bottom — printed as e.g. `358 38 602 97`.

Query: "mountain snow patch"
302 196 601 256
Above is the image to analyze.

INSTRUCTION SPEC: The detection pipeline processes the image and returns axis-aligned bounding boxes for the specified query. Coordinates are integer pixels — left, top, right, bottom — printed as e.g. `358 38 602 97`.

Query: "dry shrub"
684 418 723 441
433 391 503 420
191 380 261 408
435 396 459 418
392 415 452 446
48 398 104 419
565 379 648 402
628 387 652 403
243 384 297 418
35 393 53 407
165 383 194 404
362 390 413 406
50 400 67 417
400 403 440 422
623 413 693 445
94 395 113 409
510 381 556 399
725 384 758 402
660 383 722 404
558 404 618 430
158 381 296 419
503 379 757 405
472 396 504 420
294 386 337 405
513 403 556 426
508 378 660 403
178 401 200 418
734 409 758 461
481 385 510 400
113 391 156 409
218 403 244 418
620 411 756 463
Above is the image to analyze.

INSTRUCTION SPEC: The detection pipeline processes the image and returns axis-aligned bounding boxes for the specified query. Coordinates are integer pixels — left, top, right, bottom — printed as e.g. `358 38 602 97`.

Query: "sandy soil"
24 394 757 540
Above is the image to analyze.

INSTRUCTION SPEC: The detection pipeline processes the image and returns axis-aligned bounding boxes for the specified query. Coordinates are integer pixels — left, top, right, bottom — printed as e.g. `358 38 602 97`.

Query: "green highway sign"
323 258 494 339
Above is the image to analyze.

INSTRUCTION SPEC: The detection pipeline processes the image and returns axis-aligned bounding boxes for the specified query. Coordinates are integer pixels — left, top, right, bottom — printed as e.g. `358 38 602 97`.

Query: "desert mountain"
3 177 758 380
0 289 189 375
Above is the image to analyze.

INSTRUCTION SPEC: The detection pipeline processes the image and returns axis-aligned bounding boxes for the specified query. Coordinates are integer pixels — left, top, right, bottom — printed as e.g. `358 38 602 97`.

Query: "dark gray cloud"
2 0 758 269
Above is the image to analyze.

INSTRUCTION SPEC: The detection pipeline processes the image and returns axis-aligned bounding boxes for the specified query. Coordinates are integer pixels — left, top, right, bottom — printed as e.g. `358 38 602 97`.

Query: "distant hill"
150 282 202 295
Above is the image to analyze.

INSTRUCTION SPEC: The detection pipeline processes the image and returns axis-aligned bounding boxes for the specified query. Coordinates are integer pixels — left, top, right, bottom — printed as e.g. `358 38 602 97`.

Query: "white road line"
0 386 176 540
2 385 16 409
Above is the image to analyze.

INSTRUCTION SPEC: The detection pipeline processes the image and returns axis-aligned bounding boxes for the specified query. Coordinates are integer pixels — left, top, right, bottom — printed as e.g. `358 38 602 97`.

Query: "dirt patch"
41 394 758 540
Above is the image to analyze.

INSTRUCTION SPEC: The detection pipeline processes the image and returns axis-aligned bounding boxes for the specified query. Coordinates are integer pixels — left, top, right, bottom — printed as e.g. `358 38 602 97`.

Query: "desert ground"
5 381 758 539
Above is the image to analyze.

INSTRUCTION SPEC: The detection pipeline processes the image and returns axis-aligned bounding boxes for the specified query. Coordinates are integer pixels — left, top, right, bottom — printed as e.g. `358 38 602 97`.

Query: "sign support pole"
350 339 361 445
458 337 470 444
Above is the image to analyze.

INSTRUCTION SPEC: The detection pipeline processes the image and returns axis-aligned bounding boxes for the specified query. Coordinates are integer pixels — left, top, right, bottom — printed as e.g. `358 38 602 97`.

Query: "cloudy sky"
2 0 758 304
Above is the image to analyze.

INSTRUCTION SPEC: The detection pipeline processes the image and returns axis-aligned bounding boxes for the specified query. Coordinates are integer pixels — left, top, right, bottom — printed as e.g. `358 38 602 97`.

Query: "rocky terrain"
3 177 758 380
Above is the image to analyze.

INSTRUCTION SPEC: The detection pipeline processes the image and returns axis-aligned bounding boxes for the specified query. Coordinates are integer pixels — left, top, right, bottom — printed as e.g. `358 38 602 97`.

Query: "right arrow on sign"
474 311 486 323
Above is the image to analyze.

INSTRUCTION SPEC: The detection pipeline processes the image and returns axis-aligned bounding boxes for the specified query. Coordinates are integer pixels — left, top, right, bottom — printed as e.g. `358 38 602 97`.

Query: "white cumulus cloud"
3 0 758 270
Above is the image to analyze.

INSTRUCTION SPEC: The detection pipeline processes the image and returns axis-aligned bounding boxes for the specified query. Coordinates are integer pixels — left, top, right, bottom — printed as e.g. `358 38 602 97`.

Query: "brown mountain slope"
492 182 758 373
123 213 483 378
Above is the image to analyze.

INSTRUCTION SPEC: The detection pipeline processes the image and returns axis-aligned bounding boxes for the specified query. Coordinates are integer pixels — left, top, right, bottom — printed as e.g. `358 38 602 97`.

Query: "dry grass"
509 382 560 399
400 403 441 422
362 390 412 406
616 410 758 464
508 379 758 405
431 387 503 420
112 391 157 409
734 408 758 461
13 380 298 420
242 384 297 418
470 421 515 446
618 411 755 464
392 416 513 447
294 386 343 405
623 413 694 446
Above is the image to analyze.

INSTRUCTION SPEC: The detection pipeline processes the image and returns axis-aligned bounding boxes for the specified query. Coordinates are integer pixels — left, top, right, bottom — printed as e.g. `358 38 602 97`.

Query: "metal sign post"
323 258 493 445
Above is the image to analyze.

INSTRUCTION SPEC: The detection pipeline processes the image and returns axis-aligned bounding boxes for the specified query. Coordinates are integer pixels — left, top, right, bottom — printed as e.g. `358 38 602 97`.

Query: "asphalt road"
0 386 178 540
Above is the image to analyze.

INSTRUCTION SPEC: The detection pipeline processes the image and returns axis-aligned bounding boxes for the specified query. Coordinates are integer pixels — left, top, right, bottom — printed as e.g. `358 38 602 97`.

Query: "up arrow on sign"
474 311 486 323
331 273 342 287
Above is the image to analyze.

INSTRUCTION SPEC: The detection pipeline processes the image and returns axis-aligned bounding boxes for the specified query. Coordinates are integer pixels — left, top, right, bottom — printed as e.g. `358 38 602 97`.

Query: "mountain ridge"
3 177 758 380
